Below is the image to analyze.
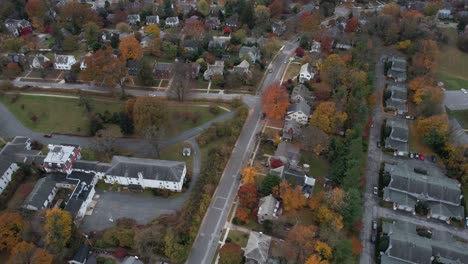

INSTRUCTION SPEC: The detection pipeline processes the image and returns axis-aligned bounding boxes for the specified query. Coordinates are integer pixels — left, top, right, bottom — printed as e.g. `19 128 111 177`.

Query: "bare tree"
169 62 193 101
299 126 330 155
93 130 116 154
143 125 166 158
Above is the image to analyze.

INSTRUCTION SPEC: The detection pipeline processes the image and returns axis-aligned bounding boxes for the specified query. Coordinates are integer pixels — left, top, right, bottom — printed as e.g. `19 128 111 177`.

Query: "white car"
373 186 378 195
461 88 467 94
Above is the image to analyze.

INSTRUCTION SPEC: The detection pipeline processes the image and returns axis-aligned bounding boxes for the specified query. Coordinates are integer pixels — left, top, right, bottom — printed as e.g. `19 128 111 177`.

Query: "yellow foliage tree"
242 166 258 184
44 208 72 254
145 24 160 37
397 40 412 51
278 182 307 212
0 212 26 252
119 35 143 60
415 115 449 139
309 102 348 134
315 241 333 260
305 254 329 264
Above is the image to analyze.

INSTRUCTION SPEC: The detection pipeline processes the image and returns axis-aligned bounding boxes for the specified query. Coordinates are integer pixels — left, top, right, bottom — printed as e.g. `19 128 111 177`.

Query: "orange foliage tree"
276 182 306 212
261 83 290 120
309 101 348 134
235 207 250 224
80 48 127 88
351 236 363 255
344 17 358 33
8 242 53 264
238 183 258 209
241 166 258 184
315 241 333 260
119 35 143 61
285 225 317 263
410 40 440 76
300 12 321 33
26 0 47 29
0 212 26 252
415 115 449 141
305 254 329 264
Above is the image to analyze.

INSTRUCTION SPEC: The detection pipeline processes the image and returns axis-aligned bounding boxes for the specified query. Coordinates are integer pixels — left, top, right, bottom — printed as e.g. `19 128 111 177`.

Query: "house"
243 37 258 46
384 119 409 155
271 21 286 36
43 144 81 174
310 41 321 53
291 84 314 104
257 194 280 223
28 54 50 69
274 142 301 166
385 85 407 114
203 60 224 80
68 244 90 264
383 162 464 223
165 17 179 27
54 55 77 70
380 220 468 264
299 63 314 83
239 46 261 63
208 36 231 50
283 167 315 197
4 19 31 37
438 9 452 20
121 256 144 264
226 18 238 28
233 60 250 75
153 63 174 79
146 15 160 25
387 56 407 82
22 176 59 211
286 101 311 125
190 62 201 79
127 60 140 76
99 31 117 42
103 156 187 192
282 120 302 141
244 232 272 264
127 14 141 25
205 17 221 30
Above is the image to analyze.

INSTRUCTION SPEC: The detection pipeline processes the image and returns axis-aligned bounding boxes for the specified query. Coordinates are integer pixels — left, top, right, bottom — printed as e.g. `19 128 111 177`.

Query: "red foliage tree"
219 243 243 264
344 17 359 33
20 27 33 37
320 36 333 54
295 47 305 57
223 26 231 35
269 0 285 19
238 183 258 209
114 247 128 259
270 159 283 168
17 183 33 198
235 207 250 224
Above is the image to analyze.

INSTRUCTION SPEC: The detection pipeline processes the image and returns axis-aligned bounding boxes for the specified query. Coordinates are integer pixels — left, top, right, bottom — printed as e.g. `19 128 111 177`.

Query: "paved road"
444 90 468 110
186 42 298 264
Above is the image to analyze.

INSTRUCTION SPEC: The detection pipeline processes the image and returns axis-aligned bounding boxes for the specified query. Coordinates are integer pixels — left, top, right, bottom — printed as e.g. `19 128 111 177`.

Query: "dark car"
372 220 377 230
43 133 52 138
431 155 437 163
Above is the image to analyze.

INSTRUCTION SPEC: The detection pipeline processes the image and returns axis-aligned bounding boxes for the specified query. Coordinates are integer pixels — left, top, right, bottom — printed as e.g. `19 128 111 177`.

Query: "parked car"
405 115 415 120
373 186 378 195
372 220 377 230
371 230 377 243
409 153 414 159
43 133 52 138
419 153 425 161
461 88 467 94
431 155 436 163
415 153 420 159
377 141 381 148
465 217 468 228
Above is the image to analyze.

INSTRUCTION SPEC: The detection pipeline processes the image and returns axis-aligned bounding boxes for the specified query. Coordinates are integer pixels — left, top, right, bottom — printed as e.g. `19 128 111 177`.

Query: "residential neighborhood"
0 0 468 264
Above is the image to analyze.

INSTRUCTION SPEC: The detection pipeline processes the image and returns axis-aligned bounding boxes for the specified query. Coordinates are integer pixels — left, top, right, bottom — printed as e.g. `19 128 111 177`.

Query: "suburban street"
186 42 297 264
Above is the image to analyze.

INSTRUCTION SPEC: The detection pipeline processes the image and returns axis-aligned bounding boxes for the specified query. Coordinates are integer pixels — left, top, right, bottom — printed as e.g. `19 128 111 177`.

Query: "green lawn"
448 109 468 129
166 104 224 136
227 230 249 247
283 63 300 83
0 94 123 135
301 152 329 193
160 142 193 176
437 28 468 90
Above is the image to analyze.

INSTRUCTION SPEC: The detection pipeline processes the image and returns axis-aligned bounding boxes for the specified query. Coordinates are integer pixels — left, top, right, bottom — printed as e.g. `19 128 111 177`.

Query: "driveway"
80 138 201 232
444 90 468 110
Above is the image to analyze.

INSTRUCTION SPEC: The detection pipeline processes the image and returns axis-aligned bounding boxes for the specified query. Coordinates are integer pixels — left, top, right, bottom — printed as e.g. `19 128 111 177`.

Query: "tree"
333 239 354 263
169 62 193 101
342 188 362 229
132 96 169 133
7 241 36 264
2 37 25 52
83 22 100 47
241 166 258 184
118 112 134 136
80 48 127 89
351 236 362 255
116 22 131 33
309 102 347 134
145 24 160 37
238 183 258 209
382 3 401 17
134 225 166 258
262 83 289 120
235 207 250 224
58 2 102 34
285 225 317 263
324 188 347 211
416 115 449 150
5 63 21 79
458 34 468 53
31 248 54 264
149 37 162 57
26 0 46 29
320 54 347 90
198 0 209 17
119 35 143 61
63 36 79 51
254 5 271 34
44 208 72 254
410 40 440 76
299 126 330 155
277 182 307 212
300 12 321 33
260 174 281 195
305 254 329 264
268 0 284 19
0 212 26 252
344 17 358 33
137 60 154 86
219 243 243 264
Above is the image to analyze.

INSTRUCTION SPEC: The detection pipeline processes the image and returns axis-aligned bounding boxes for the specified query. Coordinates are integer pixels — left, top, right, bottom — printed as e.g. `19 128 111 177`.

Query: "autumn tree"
58 2 102 34
132 96 169 133
305 254 329 264
309 102 348 134
44 208 72 254
382 3 401 17
238 183 258 209
26 0 47 29
351 236 363 255
219 243 243 264
2 37 25 52
145 24 160 37
324 188 347 211
410 40 440 76
315 241 333 260
119 35 143 61
31 248 54 264
198 0 210 17
254 5 271 34
262 83 289 120
344 17 358 33
148 37 162 57
7 241 36 264
285 225 317 263
80 48 127 89
116 22 131 33
235 207 250 224
241 166 258 184
134 224 166 258
416 115 449 151
0 212 26 252
320 54 347 90
316 205 343 231
300 12 321 33
276 182 307 212
268 0 284 19
299 126 330 155
83 22 100 47
413 85 444 116
169 62 193 101
5 63 21 79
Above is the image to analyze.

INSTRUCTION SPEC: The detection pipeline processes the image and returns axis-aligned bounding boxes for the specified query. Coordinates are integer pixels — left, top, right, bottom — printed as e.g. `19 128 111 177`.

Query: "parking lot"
444 90 468 110
80 190 186 232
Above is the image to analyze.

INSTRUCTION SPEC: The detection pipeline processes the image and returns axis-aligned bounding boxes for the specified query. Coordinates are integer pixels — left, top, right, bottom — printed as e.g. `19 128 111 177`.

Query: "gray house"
257 194 280 223
383 162 464 223
384 119 408 155
387 57 407 82
291 84 314 104
239 46 261 63
385 85 408 114
244 232 272 264
127 14 141 25
203 60 224 80
4 19 31 37
286 101 311 125
282 120 302 141
145 15 159 25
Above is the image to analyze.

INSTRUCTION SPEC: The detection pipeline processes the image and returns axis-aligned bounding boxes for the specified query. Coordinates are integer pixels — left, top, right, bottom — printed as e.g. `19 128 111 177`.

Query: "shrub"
113 247 128 259
209 105 221 115
30 115 38 123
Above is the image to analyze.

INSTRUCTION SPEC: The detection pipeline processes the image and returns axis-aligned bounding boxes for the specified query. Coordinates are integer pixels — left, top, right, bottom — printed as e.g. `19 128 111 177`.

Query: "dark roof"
127 60 140 76
106 156 186 182
72 160 111 173
283 167 305 186
287 101 311 115
146 15 159 24
22 177 57 210
70 244 90 263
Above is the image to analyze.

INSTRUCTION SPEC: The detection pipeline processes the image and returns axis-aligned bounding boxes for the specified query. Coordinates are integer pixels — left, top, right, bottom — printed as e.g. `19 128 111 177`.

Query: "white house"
146 15 160 25
204 60 224 80
0 137 33 195
286 101 311 125
43 144 81 174
103 156 187 192
29 54 50 69
310 41 321 53
0 162 19 195
127 14 141 25
299 63 314 83
257 194 280 223
165 17 179 27
54 55 77 70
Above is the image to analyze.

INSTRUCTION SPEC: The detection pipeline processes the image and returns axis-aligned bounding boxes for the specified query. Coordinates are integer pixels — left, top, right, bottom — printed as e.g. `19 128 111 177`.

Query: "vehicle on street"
405 115 415 120
409 153 414 159
461 88 467 94
268 68 273 73
371 230 377 243
43 133 52 138
419 153 425 161
372 220 377 230
415 153 420 159
431 155 436 163
284 60 288 64
377 141 381 148
373 186 378 195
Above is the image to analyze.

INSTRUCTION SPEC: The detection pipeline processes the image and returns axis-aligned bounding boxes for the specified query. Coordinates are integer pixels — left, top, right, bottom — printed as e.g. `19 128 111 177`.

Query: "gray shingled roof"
258 195 278 220
291 85 313 103
23 177 57 210
106 156 185 182
287 101 311 115
245 232 272 264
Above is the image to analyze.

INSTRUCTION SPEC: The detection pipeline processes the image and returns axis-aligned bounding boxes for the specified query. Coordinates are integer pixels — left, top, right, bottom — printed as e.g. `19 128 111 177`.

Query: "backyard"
226 230 249 247
437 29 468 90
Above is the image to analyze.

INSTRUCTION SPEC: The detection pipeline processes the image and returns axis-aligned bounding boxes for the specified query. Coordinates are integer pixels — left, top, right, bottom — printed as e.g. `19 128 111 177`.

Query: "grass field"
448 109 468 128
301 152 329 193
437 28 468 90
227 230 249 247
282 63 301 83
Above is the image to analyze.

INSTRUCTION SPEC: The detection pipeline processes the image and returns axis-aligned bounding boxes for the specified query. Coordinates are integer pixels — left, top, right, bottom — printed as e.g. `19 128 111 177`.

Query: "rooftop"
244 232 272 264
44 144 79 165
